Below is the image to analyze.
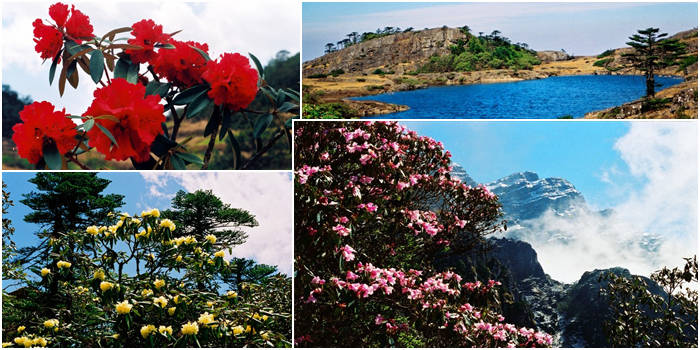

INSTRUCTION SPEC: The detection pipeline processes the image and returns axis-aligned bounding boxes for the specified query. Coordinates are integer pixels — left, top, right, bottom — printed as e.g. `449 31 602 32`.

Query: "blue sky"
2 172 293 276
2 1 300 116
303 2 698 60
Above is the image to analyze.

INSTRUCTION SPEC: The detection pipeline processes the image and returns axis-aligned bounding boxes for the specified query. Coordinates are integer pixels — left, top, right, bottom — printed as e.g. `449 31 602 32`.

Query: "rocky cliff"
304 27 467 76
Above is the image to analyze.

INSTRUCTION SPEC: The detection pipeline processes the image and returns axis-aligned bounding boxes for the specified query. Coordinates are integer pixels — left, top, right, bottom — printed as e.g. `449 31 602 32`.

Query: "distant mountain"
445 168 669 346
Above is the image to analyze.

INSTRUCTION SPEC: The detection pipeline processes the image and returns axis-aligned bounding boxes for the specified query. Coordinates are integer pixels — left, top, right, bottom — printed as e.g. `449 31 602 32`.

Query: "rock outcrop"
536 50 573 62
304 27 467 76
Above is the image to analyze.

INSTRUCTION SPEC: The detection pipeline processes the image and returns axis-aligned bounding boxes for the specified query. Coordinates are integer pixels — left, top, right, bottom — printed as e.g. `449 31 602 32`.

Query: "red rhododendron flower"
11 101 77 164
48 2 69 27
202 53 259 111
32 19 63 60
152 39 209 88
126 19 171 64
83 78 165 162
64 5 94 42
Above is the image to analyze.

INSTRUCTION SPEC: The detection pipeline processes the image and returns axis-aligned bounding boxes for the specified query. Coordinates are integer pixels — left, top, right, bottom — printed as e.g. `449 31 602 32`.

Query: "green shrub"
356 78 366 82
307 73 327 79
597 49 615 58
330 69 345 77
593 58 614 67
302 103 356 119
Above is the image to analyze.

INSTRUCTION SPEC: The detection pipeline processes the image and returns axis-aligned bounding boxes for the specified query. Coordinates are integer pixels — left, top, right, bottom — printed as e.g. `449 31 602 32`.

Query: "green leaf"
218 109 234 141
189 45 211 61
284 118 292 129
114 57 130 79
93 115 119 122
96 123 119 147
282 89 300 102
89 50 105 84
278 101 298 113
126 61 139 84
176 152 203 165
42 142 62 170
145 81 171 98
49 49 62 85
171 154 186 170
226 130 241 170
172 85 208 105
249 53 264 77
203 112 220 137
187 93 214 119
155 43 175 49
253 114 274 138
82 119 95 132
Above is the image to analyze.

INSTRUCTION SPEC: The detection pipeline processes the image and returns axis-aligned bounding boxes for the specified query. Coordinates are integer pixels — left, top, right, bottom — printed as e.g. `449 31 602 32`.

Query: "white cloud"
2 0 300 112
511 122 697 283
141 172 293 275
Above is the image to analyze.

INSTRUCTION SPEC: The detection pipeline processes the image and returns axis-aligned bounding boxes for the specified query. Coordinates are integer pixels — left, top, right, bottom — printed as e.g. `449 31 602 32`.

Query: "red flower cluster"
11 101 77 164
202 53 259 111
82 78 165 162
126 19 171 64
32 2 94 60
151 40 210 88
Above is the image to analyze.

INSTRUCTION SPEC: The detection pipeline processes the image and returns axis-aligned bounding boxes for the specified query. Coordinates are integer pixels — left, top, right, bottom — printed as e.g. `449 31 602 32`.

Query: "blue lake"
349 75 684 118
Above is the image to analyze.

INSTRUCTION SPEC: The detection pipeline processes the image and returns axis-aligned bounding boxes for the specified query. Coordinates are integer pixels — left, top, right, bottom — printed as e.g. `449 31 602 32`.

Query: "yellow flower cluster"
261 331 270 341
16 326 25 333
175 255 183 263
13 337 47 348
100 281 114 292
159 219 176 231
181 322 199 335
214 250 225 258
56 261 71 269
154 279 165 289
158 325 173 336
232 325 245 335
205 234 217 244
172 235 195 246
86 226 99 235
140 324 156 338
131 218 141 225
40 268 50 277
253 313 269 322
75 286 90 294
115 300 133 314
153 296 168 308
141 289 153 298
226 291 237 299
197 312 216 327
141 208 160 217
168 307 176 316
93 270 105 280
43 319 58 328
135 228 151 239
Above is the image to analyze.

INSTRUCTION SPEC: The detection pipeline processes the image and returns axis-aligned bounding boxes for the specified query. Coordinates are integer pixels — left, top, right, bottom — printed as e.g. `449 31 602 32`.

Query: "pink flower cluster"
296 164 331 185
403 209 443 237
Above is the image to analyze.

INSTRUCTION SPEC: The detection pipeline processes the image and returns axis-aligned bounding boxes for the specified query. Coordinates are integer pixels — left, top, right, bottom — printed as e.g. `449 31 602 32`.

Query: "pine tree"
623 27 686 97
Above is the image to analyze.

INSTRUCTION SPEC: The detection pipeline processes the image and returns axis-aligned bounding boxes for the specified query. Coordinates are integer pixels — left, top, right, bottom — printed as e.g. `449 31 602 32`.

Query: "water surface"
349 75 684 118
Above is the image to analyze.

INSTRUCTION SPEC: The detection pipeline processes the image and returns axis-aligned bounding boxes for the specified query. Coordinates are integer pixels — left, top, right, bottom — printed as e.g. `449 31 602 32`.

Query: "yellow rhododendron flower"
226 291 237 299
3 342 13 347
100 281 114 292
115 300 133 314
159 219 176 231
232 325 244 335
141 289 153 298
148 253 155 260
154 279 165 289
184 236 196 244
245 325 254 334
108 225 118 234
41 268 50 277
13 337 29 346
142 208 160 217
17 326 25 333
206 301 214 307
205 234 216 244
86 226 99 235
94 270 105 280
261 331 270 341
181 322 199 335
208 259 215 265
253 313 262 320
197 312 215 327
99 226 107 233
131 218 141 225
140 324 156 339
32 338 47 347
158 325 173 336
56 261 71 269
176 255 183 263
116 220 124 229
214 250 225 258
262 315 269 322
43 319 58 328
135 230 148 239
168 307 176 316
153 296 168 308
173 295 181 304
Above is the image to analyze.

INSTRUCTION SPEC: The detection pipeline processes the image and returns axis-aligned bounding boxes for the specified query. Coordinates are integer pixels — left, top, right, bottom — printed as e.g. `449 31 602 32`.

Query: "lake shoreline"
303 56 694 118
